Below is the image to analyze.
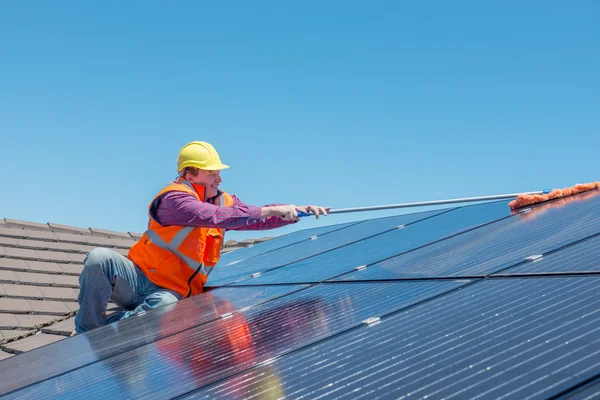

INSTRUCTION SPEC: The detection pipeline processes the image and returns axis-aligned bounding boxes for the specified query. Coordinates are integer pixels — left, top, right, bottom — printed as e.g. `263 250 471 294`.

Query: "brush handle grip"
297 212 311 218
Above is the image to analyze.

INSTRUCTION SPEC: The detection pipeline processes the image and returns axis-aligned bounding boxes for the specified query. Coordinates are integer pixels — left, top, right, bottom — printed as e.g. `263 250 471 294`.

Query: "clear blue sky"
1 1 598 241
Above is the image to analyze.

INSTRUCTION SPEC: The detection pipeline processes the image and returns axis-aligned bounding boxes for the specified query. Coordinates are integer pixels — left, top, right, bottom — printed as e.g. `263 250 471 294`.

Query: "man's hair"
179 167 201 178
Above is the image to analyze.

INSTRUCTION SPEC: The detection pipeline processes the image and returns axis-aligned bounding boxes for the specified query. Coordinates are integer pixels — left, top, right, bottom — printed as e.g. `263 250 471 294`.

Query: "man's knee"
84 248 114 268
80 248 116 284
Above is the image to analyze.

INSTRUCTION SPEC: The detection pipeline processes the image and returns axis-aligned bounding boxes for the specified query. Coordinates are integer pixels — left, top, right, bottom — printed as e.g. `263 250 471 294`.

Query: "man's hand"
300 205 330 219
262 205 302 221
261 205 330 221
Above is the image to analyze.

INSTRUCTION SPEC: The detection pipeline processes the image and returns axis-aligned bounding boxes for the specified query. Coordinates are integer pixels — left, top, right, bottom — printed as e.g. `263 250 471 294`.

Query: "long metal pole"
300 190 550 217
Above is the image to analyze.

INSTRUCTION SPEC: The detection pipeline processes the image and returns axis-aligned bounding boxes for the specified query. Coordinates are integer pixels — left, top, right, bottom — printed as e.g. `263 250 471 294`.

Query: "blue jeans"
74 248 183 334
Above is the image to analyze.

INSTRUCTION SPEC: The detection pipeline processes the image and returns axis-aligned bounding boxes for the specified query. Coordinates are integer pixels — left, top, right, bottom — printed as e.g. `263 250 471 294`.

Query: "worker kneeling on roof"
73 141 328 334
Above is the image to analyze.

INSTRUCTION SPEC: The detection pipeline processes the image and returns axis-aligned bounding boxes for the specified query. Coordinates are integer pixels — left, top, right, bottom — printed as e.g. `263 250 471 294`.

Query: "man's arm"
230 195 297 231
154 191 298 230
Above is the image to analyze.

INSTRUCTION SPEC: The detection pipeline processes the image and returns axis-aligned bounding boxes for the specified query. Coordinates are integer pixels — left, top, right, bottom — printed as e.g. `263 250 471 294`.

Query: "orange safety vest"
128 178 234 298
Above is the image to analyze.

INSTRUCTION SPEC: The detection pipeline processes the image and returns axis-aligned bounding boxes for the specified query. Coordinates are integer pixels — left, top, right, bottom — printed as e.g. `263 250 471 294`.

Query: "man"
74 141 328 334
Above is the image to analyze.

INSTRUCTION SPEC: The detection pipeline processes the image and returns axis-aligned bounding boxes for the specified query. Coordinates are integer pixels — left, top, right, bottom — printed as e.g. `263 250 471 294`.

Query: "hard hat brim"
201 163 230 171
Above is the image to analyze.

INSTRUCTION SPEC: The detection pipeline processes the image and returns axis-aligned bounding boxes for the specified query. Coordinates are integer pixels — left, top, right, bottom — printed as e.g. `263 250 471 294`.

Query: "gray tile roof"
0 217 273 356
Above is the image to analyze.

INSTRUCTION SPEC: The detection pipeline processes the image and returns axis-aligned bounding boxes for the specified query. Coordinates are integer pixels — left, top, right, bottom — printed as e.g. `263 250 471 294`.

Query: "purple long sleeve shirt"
153 191 296 231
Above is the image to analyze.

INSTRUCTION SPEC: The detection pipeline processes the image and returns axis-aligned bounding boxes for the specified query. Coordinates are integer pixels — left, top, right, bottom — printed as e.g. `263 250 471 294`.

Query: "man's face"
189 169 222 199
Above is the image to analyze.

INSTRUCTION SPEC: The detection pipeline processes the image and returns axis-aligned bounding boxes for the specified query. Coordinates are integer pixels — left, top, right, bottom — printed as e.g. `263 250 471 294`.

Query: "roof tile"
1 247 38 260
0 226 59 241
0 226 28 238
3 219 49 230
0 285 4 296
54 232 112 247
24 260 64 274
0 329 32 342
0 350 14 360
47 223 91 234
13 314 59 330
0 298 33 313
0 270 19 283
48 275 80 287
38 286 78 301
23 229 59 241
42 317 74 335
89 227 132 238
0 258 28 270
111 238 137 248
0 314 19 329
1 332 66 353
35 250 72 263
128 232 143 239
64 302 79 312
1 284 44 299
14 272 53 285
0 237 18 247
66 253 86 263
20 239 87 253
59 264 83 275
26 300 71 315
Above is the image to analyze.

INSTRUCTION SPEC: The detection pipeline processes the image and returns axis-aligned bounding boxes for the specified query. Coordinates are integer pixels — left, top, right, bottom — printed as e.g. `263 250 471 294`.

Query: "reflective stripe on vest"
144 227 214 278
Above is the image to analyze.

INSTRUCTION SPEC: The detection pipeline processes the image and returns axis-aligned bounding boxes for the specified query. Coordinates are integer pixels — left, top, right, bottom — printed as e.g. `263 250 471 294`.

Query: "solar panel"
207 208 449 286
231 199 512 285
491 233 600 276
217 220 358 266
4 280 470 399
332 190 600 282
183 277 600 400
0 284 306 396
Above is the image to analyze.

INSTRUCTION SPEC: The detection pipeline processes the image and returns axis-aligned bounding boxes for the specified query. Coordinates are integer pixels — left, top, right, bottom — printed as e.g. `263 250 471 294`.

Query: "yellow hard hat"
177 141 230 171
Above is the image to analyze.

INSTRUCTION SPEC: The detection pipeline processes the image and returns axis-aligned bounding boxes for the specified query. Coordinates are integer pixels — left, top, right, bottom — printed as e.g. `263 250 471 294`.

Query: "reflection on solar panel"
1 189 599 399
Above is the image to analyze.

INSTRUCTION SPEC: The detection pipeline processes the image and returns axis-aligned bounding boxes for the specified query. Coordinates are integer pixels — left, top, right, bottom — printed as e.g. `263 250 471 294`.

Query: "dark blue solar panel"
217 221 358 266
207 208 449 286
0 285 305 396
334 190 600 281
5 280 471 399
491 233 600 276
233 200 512 285
184 277 600 400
